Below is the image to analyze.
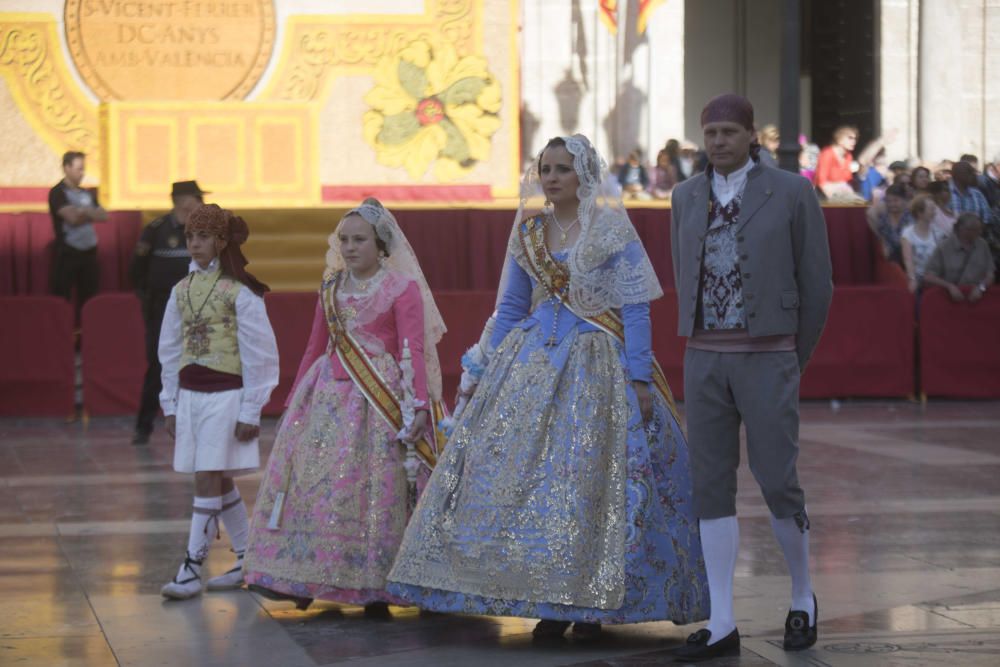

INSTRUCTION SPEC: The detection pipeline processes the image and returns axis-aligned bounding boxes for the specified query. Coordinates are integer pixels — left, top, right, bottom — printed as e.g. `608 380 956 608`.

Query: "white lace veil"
499 134 663 316
325 198 446 402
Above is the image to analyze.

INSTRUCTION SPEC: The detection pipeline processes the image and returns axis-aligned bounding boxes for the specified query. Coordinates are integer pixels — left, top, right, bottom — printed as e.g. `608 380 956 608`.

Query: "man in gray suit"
671 94 833 661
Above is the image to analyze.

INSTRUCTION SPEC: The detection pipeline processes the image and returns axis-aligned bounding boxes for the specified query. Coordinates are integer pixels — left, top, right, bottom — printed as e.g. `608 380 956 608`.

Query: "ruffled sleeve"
286 296 329 405
394 280 430 407
157 287 182 416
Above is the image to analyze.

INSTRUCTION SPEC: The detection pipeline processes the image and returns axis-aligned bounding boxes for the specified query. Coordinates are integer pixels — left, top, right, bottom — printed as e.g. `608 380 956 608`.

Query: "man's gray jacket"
670 162 834 371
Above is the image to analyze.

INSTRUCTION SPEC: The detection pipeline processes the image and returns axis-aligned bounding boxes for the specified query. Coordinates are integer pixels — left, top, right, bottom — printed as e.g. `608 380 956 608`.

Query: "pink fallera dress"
243 270 429 604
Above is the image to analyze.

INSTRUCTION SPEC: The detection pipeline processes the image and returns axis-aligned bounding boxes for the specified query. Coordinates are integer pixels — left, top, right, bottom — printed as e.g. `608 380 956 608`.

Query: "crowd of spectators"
863 154 998 303
611 130 999 306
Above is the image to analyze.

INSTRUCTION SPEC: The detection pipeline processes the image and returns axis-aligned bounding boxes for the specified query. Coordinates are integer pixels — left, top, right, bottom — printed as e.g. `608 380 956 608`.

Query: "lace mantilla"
503 134 663 317
324 199 445 400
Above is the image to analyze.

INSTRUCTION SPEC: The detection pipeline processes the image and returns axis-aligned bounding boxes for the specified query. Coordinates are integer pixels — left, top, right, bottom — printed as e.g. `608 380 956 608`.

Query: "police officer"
130 181 207 444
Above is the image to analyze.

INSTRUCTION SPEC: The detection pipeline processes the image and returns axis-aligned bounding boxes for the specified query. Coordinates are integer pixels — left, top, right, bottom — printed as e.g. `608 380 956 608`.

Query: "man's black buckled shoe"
673 627 740 662
783 593 818 651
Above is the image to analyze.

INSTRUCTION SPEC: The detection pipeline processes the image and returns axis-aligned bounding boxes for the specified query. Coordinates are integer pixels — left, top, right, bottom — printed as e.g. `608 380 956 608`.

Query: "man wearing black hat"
129 181 207 445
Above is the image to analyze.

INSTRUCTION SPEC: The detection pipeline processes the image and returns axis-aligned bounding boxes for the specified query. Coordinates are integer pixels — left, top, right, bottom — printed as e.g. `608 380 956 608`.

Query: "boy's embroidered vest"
177 270 243 376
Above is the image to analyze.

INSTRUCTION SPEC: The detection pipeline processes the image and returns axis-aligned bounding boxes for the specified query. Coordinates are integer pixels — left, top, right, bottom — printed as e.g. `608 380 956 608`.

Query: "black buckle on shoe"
674 628 741 660
783 594 818 651
786 611 809 631
686 628 711 645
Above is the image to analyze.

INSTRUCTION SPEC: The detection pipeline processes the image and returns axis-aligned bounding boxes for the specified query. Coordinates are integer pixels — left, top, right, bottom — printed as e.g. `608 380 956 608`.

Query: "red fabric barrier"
919 287 1000 398
0 204 918 413
95 212 144 293
262 291 319 415
14 283 918 417
27 213 53 296
820 206 878 285
9 213 34 293
656 286 915 400
801 286 915 398
0 211 142 296
79 291 320 418
0 296 75 416
81 294 146 415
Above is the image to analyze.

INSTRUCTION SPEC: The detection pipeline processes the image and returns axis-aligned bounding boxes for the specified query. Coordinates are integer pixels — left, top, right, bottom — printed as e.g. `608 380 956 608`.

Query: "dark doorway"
806 0 879 147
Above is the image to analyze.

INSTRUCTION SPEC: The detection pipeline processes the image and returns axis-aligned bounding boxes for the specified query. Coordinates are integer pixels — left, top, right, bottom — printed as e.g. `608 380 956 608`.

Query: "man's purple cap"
701 93 755 130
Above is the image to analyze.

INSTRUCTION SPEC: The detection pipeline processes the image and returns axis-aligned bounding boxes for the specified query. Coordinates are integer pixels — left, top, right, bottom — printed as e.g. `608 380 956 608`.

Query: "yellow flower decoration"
363 38 502 181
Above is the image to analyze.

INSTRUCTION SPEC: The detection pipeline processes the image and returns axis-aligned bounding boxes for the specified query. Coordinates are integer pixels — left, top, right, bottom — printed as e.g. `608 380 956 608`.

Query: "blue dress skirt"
387 256 709 624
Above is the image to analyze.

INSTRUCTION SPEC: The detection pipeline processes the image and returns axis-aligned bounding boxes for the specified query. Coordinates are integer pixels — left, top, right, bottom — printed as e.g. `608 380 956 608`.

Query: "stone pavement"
1 401 998 666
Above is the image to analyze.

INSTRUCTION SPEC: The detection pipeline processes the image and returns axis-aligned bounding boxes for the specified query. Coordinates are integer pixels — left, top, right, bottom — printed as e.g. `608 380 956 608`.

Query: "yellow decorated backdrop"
0 1 519 209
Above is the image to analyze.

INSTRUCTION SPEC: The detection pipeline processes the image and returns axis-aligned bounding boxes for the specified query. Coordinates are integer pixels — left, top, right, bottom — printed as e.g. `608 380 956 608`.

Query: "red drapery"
0 206 881 296
388 205 877 290
4 205 946 415
0 211 142 296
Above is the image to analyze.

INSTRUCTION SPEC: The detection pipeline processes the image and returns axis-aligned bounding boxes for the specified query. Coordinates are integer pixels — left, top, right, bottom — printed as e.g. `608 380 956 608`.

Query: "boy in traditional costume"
158 204 279 600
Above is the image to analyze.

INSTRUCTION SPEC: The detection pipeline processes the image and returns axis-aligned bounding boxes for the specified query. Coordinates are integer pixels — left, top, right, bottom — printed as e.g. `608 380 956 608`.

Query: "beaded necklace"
337 268 386 322
550 212 580 246
185 270 223 323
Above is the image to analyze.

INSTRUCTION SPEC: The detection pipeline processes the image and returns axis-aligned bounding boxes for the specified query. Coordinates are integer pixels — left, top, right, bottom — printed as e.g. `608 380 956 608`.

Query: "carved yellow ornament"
0 17 99 158
362 38 501 181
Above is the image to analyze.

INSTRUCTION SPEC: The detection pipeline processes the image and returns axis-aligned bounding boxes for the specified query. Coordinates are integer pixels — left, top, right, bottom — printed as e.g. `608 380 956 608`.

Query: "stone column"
520 0 685 166
918 0 966 161
640 0 685 158
879 0 919 161
981 0 1000 162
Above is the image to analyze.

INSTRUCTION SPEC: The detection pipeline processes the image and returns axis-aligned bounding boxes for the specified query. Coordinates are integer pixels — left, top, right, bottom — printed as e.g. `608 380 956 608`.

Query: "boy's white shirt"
158 258 280 425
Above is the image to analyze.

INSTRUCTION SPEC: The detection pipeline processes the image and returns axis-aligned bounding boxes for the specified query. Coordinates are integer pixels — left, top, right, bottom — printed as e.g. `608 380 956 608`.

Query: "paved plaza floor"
1 401 999 666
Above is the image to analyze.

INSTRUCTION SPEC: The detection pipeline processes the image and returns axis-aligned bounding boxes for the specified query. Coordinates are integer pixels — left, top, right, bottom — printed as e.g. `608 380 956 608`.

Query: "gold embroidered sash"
517 217 680 422
322 272 443 469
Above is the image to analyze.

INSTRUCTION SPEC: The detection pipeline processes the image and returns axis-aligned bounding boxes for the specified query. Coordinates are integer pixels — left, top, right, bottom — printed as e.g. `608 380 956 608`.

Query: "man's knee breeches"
683 348 805 519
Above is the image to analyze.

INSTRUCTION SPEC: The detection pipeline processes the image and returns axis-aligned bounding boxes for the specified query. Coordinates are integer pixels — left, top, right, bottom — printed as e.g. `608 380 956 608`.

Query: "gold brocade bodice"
177 269 243 376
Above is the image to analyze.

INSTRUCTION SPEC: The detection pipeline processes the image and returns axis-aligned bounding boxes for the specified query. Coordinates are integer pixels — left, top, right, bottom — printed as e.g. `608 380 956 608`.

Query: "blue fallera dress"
387 245 709 624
